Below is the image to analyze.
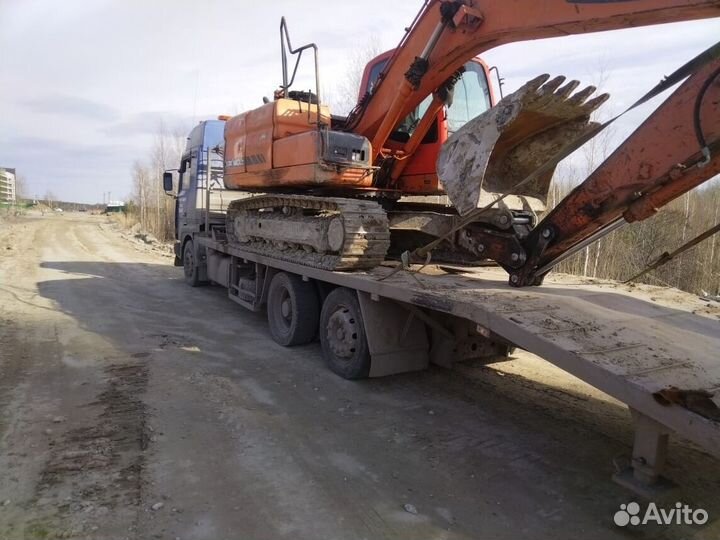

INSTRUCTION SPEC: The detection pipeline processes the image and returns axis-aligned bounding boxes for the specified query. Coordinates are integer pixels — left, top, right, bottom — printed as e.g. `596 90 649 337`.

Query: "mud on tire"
267 272 320 346
319 287 371 380
183 240 201 287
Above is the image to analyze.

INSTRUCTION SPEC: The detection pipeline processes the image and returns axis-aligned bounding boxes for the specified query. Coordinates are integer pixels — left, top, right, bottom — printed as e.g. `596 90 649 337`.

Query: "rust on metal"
653 386 720 421
524 57 720 279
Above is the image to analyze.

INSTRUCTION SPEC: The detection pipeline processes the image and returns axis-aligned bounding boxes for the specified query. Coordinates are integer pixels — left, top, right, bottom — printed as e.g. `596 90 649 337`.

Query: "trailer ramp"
378 266 720 496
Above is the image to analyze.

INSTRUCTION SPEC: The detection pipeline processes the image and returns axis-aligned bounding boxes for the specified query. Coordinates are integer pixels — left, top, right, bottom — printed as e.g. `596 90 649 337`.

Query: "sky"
0 0 718 204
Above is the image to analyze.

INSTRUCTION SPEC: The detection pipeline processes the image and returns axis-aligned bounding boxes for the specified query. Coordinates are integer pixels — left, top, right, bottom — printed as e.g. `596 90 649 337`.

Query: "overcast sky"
0 1 718 204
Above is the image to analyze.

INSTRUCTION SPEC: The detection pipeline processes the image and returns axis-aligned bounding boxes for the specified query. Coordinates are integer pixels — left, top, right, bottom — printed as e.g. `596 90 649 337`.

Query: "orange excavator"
221 0 720 286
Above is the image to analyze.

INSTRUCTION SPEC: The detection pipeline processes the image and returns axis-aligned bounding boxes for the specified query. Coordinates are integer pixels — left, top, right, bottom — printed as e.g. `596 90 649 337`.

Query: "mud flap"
356 292 429 377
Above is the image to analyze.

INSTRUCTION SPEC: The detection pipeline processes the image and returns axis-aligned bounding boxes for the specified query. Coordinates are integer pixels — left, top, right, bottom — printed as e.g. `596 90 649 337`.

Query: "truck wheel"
319 287 370 379
183 240 201 287
267 272 319 346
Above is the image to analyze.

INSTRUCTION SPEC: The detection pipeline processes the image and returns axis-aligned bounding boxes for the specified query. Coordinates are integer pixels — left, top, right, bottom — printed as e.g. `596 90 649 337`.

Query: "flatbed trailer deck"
196 234 720 495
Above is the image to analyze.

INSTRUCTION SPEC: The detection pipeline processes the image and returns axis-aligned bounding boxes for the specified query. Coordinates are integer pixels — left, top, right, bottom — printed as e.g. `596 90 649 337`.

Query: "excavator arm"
510 52 720 286
342 0 720 286
347 0 720 158
216 1 720 282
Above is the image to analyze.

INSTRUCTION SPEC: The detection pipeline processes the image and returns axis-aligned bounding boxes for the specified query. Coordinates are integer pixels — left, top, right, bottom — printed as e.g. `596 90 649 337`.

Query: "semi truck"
163 116 720 497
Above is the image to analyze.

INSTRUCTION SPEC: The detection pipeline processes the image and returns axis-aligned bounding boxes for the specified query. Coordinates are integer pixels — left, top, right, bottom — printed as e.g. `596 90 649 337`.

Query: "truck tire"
183 240 201 287
267 272 319 346
319 287 370 380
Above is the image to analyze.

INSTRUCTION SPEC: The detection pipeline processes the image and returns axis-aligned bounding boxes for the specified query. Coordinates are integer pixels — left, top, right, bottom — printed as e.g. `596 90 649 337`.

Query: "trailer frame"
189 230 720 497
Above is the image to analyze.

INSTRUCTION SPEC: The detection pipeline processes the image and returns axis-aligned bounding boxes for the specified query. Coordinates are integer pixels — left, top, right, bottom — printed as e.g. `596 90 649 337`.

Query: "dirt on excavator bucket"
437 74 609 216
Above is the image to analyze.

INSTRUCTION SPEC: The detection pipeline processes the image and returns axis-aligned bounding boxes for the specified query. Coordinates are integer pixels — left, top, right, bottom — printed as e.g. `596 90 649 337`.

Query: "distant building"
104 200 126 213
0 167 16 202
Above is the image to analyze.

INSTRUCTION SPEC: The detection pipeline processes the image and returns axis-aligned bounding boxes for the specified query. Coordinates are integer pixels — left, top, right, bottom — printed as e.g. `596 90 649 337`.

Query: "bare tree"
127 122 185 241
132 160 150 226
15 174 27 200
44 190 57 209
331 40 383 115
577 65 616 278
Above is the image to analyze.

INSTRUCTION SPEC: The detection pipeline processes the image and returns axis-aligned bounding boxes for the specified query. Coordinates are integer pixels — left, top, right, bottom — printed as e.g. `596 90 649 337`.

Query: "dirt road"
1 213 718 540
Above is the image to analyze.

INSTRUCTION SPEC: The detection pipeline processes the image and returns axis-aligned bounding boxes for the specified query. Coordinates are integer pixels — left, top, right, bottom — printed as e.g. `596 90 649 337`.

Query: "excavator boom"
348 0 720 158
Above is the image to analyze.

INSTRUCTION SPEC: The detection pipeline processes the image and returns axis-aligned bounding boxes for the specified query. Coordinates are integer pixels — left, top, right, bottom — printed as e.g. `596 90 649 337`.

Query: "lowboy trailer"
184 222 720 497
167 119 719 497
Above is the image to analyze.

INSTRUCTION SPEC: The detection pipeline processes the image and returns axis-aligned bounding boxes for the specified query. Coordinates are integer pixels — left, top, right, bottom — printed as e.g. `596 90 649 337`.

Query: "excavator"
221 0 720 287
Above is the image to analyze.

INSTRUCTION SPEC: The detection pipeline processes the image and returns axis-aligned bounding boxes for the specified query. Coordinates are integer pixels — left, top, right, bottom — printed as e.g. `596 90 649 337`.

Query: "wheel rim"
326 305 358 359
183 246 194 279
278 289 292 330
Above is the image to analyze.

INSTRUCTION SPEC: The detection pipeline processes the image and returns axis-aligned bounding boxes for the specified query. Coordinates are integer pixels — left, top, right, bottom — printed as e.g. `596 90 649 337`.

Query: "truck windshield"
203 121 225 149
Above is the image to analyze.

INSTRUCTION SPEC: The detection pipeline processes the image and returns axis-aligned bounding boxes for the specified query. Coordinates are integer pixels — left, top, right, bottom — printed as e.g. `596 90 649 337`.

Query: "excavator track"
225 195 390 271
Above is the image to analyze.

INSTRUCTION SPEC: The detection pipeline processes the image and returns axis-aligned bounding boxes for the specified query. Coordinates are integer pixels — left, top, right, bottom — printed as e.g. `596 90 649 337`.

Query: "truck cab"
164 118 249 271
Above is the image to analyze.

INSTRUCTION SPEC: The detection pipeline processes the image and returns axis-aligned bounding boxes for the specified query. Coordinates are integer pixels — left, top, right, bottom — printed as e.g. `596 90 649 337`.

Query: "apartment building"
0 167 16 202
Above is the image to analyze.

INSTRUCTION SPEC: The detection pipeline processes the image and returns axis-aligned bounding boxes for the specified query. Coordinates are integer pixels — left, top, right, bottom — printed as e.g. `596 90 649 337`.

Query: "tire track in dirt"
0 215 155 539
18 362 151 539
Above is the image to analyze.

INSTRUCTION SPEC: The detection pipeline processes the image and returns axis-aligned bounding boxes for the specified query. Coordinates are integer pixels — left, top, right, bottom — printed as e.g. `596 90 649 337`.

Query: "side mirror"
163 171 174 195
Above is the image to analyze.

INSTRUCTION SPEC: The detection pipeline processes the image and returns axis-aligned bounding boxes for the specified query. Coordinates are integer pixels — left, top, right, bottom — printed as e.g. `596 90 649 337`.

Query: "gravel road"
0 212 718 540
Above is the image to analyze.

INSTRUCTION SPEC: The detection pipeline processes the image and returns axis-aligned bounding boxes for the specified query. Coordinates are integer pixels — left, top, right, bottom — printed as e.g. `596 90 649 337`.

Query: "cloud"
21 95 119 122
101 111 208 138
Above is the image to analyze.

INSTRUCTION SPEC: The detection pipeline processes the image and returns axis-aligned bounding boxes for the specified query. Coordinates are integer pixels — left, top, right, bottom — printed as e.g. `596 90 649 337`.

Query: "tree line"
552 180 719 295
127 124 185 242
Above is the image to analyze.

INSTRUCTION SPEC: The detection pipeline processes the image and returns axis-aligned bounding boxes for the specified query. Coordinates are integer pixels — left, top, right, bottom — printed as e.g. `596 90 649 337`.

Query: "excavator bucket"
437 74 609 216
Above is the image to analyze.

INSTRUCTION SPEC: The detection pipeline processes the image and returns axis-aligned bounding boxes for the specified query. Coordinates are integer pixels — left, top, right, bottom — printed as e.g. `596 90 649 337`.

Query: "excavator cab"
360 50 494 195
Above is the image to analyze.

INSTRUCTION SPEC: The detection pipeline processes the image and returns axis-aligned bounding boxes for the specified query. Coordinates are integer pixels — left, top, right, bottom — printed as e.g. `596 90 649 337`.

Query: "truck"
164 114 720 497
163 0 720 496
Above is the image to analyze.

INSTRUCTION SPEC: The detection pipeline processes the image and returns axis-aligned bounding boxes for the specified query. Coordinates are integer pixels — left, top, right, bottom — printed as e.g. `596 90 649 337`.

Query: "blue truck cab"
164 118 247 271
